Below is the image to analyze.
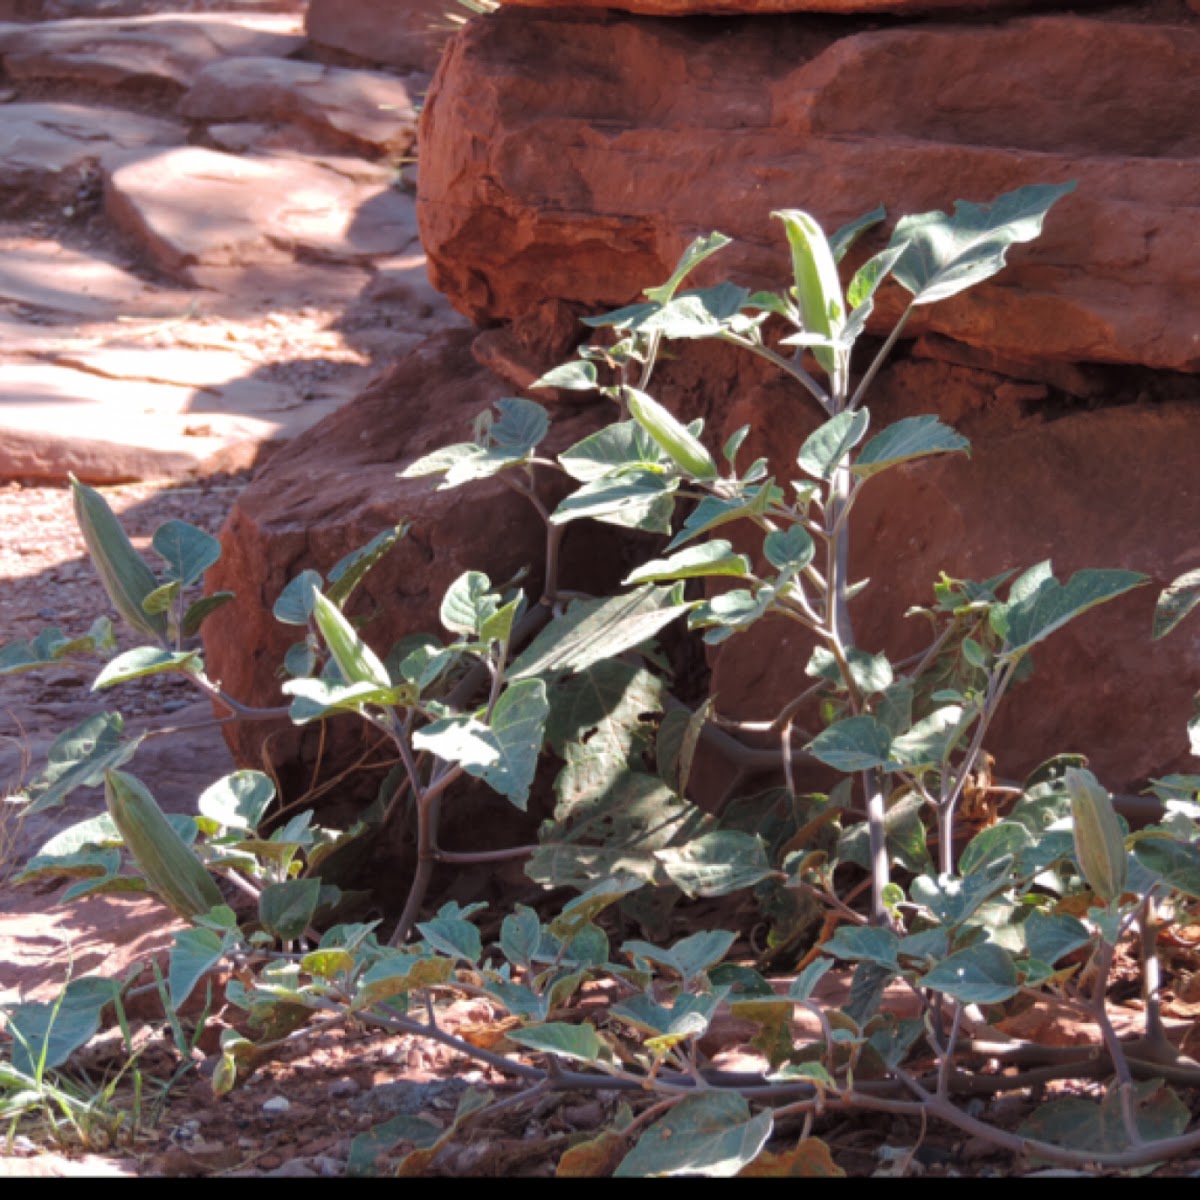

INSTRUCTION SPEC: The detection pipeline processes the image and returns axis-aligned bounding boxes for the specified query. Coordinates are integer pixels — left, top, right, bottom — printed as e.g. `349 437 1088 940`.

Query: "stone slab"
105 146 421 284
0 102 179 213
305 0 454 73
0 11 304 93
181 56 420 157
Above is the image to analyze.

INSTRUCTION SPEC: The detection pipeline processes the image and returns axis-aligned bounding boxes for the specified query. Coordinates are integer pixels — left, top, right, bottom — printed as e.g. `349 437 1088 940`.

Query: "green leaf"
141 579 181 616
829 204 886 262
909 858 1015 928
643 231 733 305
621 930 736 985
346 1112 442 1177
417 914 482 963
625 541 751 586
1153 568 1200 640
1019 1081 1189 1157
18 713 140 816
499 906 542 971
846 242 907 310
891 181 1077 305
634 284 751 340
198 770 275 833
32 812 122 857
1133 836 1200 899
507 1022 608 1065
919 942 1020 1004
531 360 599 392
92 647 201 690
797 409 869 481
655 832 778 898
7 977 121 1075
615 1093 773 1178
274 569 323 625
510 586 690 679
414 678 548 808
397 442 478 480
326 525 407 609
821 925 900 971
169 925 230 1008
852 415 969 479
311 589 390 688
14 846 122 888
354 954 454 1007
558 421 663 483
152 519 221 586
1023 909 1092 965
806 646 893 696
259 879 321 941
993 565 1148 657
958 820 1034 876
889 706 968 771
763 526 815 573
282 677 412 723
551 469 679 533
543 660 664 759
490 396 549 453
624 388 718 481
807 715 892 773
70 475 168 643
182 591 234 636
439 570 500 638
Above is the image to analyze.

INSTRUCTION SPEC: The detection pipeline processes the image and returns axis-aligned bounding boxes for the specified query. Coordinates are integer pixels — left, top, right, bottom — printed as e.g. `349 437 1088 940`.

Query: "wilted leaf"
738 1137 844 1177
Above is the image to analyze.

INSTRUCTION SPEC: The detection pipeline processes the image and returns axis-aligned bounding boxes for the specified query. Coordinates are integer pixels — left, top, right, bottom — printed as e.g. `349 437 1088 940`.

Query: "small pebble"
262 1095 290 1116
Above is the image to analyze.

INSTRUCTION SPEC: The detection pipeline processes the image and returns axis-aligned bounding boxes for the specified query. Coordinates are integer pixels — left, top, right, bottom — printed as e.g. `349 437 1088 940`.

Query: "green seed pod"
625 388 718 481
70 476 169 644
771 209 846 378
1065 766 1128 905
105 769 224 920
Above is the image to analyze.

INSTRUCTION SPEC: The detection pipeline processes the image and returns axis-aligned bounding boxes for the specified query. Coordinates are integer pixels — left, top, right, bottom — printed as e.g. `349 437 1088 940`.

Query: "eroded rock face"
497 0 1080 11
305 0 455 73
203 330 615 823
419 7 1200 372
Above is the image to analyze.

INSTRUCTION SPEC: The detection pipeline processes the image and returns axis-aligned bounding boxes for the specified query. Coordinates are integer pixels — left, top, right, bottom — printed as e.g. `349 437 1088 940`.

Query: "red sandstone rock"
498 0 1079 11
305 0 455 73
419 8 1200 373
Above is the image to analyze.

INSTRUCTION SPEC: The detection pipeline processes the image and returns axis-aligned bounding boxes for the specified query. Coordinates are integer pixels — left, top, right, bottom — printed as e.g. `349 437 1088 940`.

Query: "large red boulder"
418 7 1200 373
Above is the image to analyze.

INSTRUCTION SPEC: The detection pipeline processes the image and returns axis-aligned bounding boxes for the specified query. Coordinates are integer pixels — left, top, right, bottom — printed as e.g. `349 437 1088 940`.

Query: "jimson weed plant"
8 181 1200 1175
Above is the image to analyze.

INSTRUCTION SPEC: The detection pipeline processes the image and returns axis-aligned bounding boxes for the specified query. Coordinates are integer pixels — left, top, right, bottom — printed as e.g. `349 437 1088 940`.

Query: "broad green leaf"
311 589 390 688
958 820 1034 876
1133 836 1200 899
416 915 482 963
789 957 835 1002
889 705 968 770
354 954 454 1007
625 540 750 585
891 181 1077 305
822 925 900 970
846 242 907 310
509 586 689 679
152 519 221 586
273 569 323 625
283 677 411 723
992 565 1148 656
655 699 709 796
634 284 751 340
806 646 894 696
624 388 718 481
302 949 356 978
326 525 407 609
397 442 478 480
763 526 815 573
615 1093 773 1178
92 647 201 689
439 570 499 638
435 445 527 488
346 1113 442 1177
1019 1081 1189 1157
909 857 1015 928
479 596 521 647
655 832 778 898
829 204 886 262
919 942 1020 1004
532 360 599 392
543 660 664 758
644 232 733 305
18 713 140 815
507 1022 608 1065
1022 909 1092 964
141 579 181 616
474 678 549 808
687 587 773 644
665 481 782 551
198 770 275 833
852 415 969 479
32 812 122 857
797 409 869 481
259 878 321 941
71 475 168 643
723 424 751 465
558 421 662 483
169 925 230 1008
547 875 645 940
1153 568 1200 640
489 396 549 453
14 846 122 887
7 977 121 1075
835 792 931 875
550 469 679 533
621 929 736 985
807 715 892 773
182 591 234 636
499 906 542 970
